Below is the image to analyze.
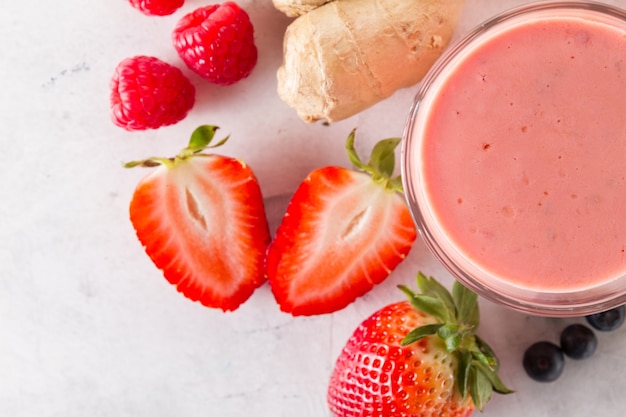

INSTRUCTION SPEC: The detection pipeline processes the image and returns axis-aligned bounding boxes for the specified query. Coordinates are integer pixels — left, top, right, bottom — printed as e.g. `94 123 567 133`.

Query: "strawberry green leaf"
417 272 456 322
399 288 449 323
472 350 497 374
444 333 462 352
401 323 443 346
387 176 404 193
185 125 230 158
455 350 473 399
475 335 500 371
452 281 479 327
368 138 400 179
437 324 463 351
124 158 165 168
345 129 368 173
188 125 219 151
469 365 493 412
437 323 460 338
344 129 404 192
472 360 514 395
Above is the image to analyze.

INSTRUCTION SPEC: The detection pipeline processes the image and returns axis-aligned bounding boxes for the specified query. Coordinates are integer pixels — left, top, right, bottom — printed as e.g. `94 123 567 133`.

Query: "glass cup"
401 1 626 316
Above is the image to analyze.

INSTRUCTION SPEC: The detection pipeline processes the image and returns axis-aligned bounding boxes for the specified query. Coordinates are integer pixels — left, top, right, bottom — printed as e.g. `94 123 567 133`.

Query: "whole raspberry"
128 0 184 16
110 56 195 131
172 2 258 86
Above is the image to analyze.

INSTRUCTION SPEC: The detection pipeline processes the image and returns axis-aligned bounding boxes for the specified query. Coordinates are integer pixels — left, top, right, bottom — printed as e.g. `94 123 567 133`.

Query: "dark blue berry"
586 305 625 331
560 324 597 359
523 341 565 382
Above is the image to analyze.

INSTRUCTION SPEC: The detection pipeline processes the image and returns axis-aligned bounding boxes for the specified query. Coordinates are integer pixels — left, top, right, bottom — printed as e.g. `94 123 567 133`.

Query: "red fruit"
126 126 270 311
128 0 184 16
327 274 513 416
110 55 195 131
266 130 417 316
172 2 258 85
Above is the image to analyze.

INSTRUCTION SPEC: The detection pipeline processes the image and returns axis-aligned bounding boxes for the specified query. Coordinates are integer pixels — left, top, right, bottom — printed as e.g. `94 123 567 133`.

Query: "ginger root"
276 0 465 123
272 0 332 17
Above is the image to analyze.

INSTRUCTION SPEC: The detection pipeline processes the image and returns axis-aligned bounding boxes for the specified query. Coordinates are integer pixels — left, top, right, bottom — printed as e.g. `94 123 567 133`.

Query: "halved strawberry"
265 130 418 316
127 125 270 311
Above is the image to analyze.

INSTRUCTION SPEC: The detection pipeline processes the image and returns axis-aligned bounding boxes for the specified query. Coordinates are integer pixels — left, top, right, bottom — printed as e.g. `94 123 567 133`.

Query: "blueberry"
523 341 565 382
586 305 626 331
559 324 597 360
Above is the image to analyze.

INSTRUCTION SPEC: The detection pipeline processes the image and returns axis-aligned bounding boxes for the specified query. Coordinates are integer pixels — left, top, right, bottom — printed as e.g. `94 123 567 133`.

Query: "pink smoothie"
410 13 626 292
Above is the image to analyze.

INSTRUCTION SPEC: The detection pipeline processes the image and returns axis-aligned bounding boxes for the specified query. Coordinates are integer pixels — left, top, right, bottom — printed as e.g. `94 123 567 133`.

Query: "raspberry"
110 56 195 131
172 2 258 86
128 0 184 16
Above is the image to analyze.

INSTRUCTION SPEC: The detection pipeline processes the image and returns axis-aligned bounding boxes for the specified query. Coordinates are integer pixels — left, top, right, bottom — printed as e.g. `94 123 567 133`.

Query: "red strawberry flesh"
130 155 269 311
266 167 417 315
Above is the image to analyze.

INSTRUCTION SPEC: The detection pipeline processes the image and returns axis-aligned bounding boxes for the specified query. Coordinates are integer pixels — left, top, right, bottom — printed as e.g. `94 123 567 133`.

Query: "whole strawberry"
128 0 184 16
266 130 417 316
126 125 270 311
172 2 258 85
110 55 195 131
327 273 513 416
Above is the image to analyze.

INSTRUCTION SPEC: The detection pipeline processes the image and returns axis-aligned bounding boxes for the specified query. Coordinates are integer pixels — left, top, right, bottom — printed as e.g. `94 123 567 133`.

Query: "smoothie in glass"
402 2 626 315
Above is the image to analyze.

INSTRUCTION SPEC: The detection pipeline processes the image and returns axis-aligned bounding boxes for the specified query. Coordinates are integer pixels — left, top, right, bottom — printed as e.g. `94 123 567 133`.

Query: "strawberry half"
327 273 513 416
265 130 417 316
126 125 270 311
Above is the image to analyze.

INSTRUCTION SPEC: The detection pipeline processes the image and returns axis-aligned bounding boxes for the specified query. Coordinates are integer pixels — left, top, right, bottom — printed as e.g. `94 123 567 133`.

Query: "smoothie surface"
417 15 626 291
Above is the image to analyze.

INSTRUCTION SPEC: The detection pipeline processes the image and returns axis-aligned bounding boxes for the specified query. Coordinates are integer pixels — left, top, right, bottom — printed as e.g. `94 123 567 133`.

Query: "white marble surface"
2 0 626 416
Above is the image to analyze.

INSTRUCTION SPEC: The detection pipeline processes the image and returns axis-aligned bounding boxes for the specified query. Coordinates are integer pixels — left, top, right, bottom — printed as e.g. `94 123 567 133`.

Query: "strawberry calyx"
345 129 403 192
124 125 230 169
399 272 514 411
